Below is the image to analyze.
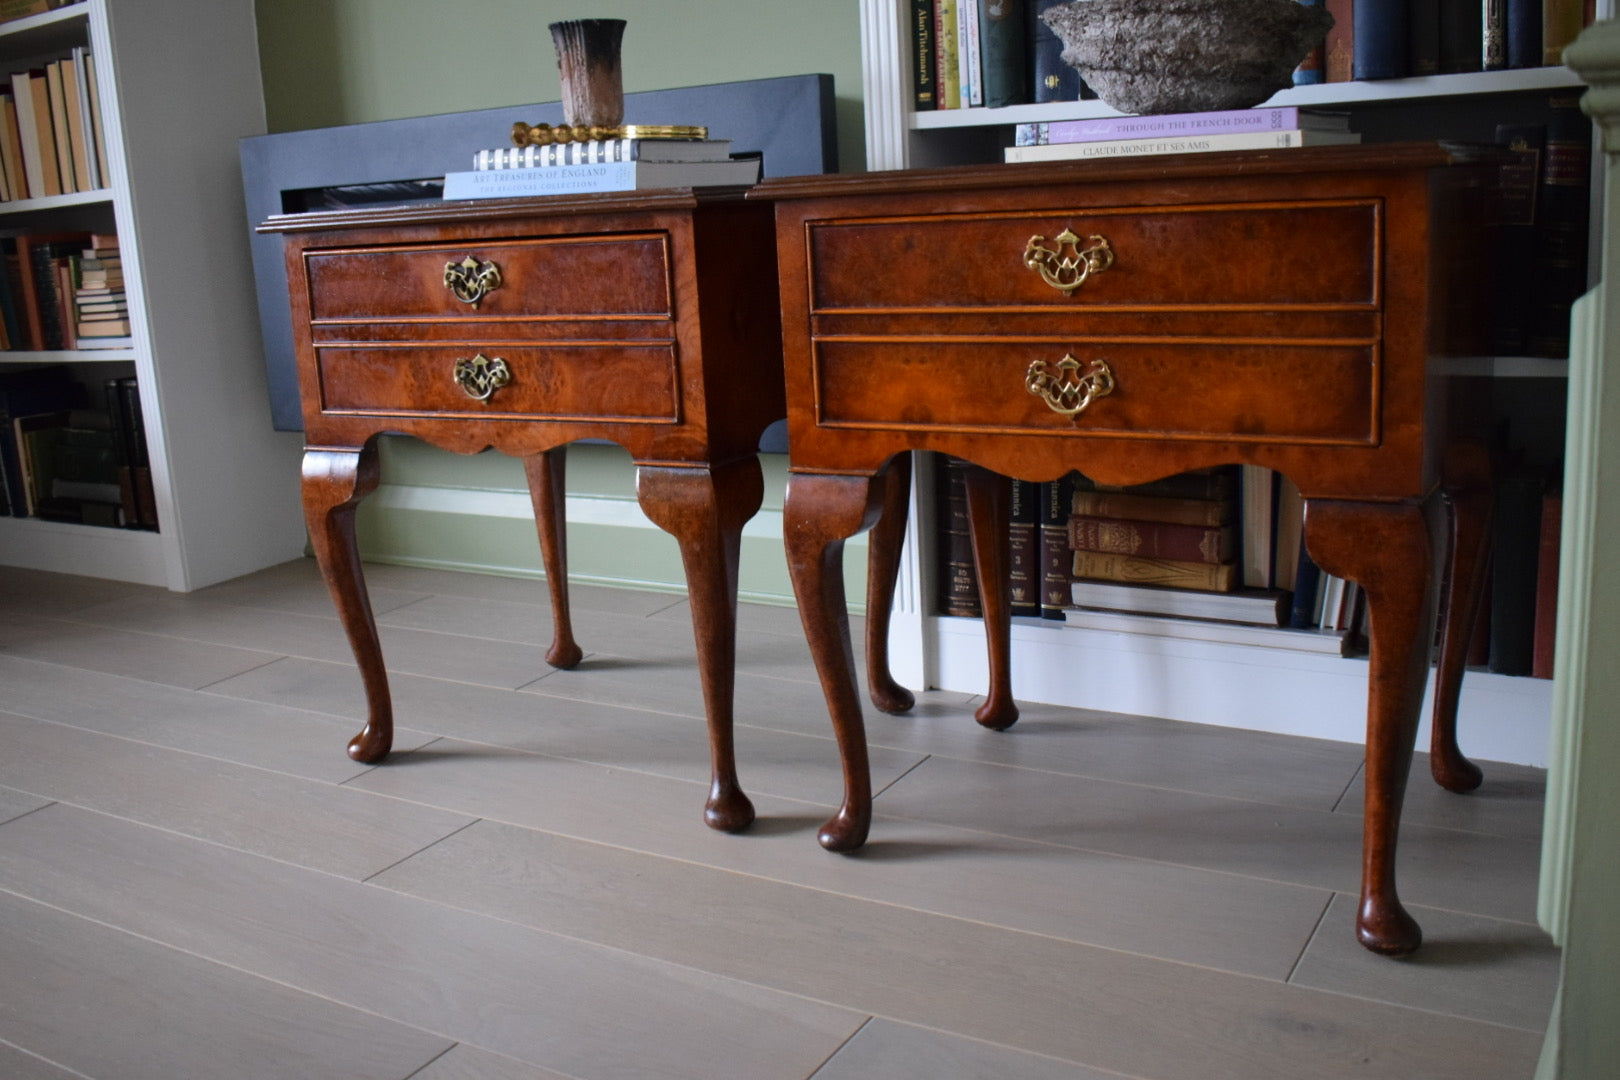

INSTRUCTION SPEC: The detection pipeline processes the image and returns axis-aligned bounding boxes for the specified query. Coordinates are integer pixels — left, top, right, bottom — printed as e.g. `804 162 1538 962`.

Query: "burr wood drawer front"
302 234 674 323
313 343 680 423
809 338 1378 446
803 200 1380 312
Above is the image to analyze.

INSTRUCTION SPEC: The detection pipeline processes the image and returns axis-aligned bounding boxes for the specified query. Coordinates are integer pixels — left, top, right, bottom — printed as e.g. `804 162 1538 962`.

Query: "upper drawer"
804 200 1379 312
304 234 674 322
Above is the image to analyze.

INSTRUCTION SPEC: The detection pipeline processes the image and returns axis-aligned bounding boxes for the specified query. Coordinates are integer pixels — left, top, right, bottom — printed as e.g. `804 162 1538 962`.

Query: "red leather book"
1067 515 1237 565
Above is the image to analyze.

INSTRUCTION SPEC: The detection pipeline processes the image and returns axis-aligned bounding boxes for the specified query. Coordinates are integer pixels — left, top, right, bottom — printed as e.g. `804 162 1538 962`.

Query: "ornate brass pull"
452 354 512 401
1023 229 1114 295
1026 355 1115 419
444 255 502 308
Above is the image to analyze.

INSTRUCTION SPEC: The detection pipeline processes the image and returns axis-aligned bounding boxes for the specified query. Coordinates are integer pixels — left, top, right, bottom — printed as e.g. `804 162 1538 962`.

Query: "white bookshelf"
858 0 1579 764
0 0 303 591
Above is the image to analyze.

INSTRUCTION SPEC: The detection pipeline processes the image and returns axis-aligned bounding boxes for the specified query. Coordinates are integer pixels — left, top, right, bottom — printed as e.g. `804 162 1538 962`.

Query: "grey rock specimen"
1042 0 1335 115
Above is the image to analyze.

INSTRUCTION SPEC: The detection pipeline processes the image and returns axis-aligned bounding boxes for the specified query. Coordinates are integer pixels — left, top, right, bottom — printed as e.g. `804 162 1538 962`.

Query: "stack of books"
1065 468 1243 594
73 233 126 346
1006 106 1358 163
443 125 761 200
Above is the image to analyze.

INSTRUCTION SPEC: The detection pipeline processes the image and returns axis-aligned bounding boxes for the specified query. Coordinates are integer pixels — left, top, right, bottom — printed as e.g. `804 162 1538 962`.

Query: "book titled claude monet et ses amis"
1015 105 1350 146
1005 128 1360 163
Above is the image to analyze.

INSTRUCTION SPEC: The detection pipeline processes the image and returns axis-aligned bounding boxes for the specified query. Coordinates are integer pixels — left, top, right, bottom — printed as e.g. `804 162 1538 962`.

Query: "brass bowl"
1041 0 1334 115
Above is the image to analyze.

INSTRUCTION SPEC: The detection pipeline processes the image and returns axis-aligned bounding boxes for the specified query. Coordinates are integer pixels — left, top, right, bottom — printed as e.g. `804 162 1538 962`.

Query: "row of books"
443 136 761 201
935 457 1558 677
0 231 128 351
0 364 154 528
910 0 1596 115
1312 0 1597 85
2 44 107 202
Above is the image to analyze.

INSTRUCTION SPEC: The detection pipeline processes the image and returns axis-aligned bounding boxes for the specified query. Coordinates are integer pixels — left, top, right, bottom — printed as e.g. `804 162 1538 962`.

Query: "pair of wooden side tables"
262 143 1499 955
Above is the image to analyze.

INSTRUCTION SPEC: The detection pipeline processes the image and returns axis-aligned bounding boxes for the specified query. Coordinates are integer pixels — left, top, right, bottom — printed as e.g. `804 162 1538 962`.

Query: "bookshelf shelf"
0 0 303 590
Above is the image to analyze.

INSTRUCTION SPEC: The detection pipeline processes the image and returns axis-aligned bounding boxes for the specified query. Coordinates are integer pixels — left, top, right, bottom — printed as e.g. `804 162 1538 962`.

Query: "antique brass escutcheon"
1023 229 1114 295
444 255 503 308
1025 355 1115 419
452 353 512 401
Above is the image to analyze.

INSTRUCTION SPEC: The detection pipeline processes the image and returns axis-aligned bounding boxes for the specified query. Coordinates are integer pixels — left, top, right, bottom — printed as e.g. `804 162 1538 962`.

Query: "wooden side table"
261 189 783 833
754 144 1499 955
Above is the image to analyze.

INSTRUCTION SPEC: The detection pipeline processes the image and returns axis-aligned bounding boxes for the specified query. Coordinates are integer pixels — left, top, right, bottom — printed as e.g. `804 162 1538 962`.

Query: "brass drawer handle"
1024 229 1114 295
444 255 503 308
1026 355 1115 419
453 354 511 401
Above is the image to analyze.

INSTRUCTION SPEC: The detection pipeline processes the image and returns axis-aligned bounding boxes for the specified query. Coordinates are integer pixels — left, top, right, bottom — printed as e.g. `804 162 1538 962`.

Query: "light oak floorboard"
871 754 1543 923
0 655 433 784
0 711 473 878
0 804 866 1080
1289 893 1559 1031
1335 755 1547 841
810 1019 1135 1080
0 889 453 1080
0 610 282 689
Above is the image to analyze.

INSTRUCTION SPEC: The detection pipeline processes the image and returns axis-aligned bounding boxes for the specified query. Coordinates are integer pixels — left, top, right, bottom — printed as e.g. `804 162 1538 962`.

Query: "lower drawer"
315 343 680 423
810 339 1377 446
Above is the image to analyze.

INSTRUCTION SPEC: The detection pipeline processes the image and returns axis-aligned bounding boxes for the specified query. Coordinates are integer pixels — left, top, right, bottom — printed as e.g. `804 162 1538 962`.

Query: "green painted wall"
251 1 870 605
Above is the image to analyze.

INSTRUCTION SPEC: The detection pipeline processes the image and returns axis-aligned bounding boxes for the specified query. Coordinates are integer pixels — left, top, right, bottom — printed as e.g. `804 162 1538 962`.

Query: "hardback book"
1008 477 1040 617
0 90 24 199
442 158 762 200
1484 0 1509 69
1525 95 1591 359
1070 550 1238 592
1016 107 1350 146
1507 0 1544 68
1069 579 1290 626
1239 464 1276 589
1289 540 1323 628
9 68 54 199
1067 515 1237 565
976 0 1029 109
58 55 91 191
1295 0 1327 83
1438 0 1484 72
1409 0 1441 76
937 456 980 617
1030 0 1085 102
70 47 99 190
1532 488 1562 679
1272 476 1304 594
473 138 735 169
1492 122 1546 355
45 61 73 194
958 0 982 108
910 0 936 110
1003 129 1360 163
1070 489 1232 528
1490 465 1546 674
1353 0 1412 79
1324 0 1356 81
935 0 962 109
1039 474 1076 619
1543 0 1584 64
111 375 155 529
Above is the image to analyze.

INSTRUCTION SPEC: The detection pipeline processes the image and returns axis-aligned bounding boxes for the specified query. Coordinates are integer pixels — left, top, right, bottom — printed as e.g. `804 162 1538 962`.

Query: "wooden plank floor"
0 558 1556 1080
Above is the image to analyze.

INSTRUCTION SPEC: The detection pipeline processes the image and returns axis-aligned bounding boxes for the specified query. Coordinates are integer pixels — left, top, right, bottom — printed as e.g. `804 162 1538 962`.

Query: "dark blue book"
1354 0 1411 79
1289 538 1323 629
1409 0 1441 76
1030 0 1084 102
1507 0 1544 69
